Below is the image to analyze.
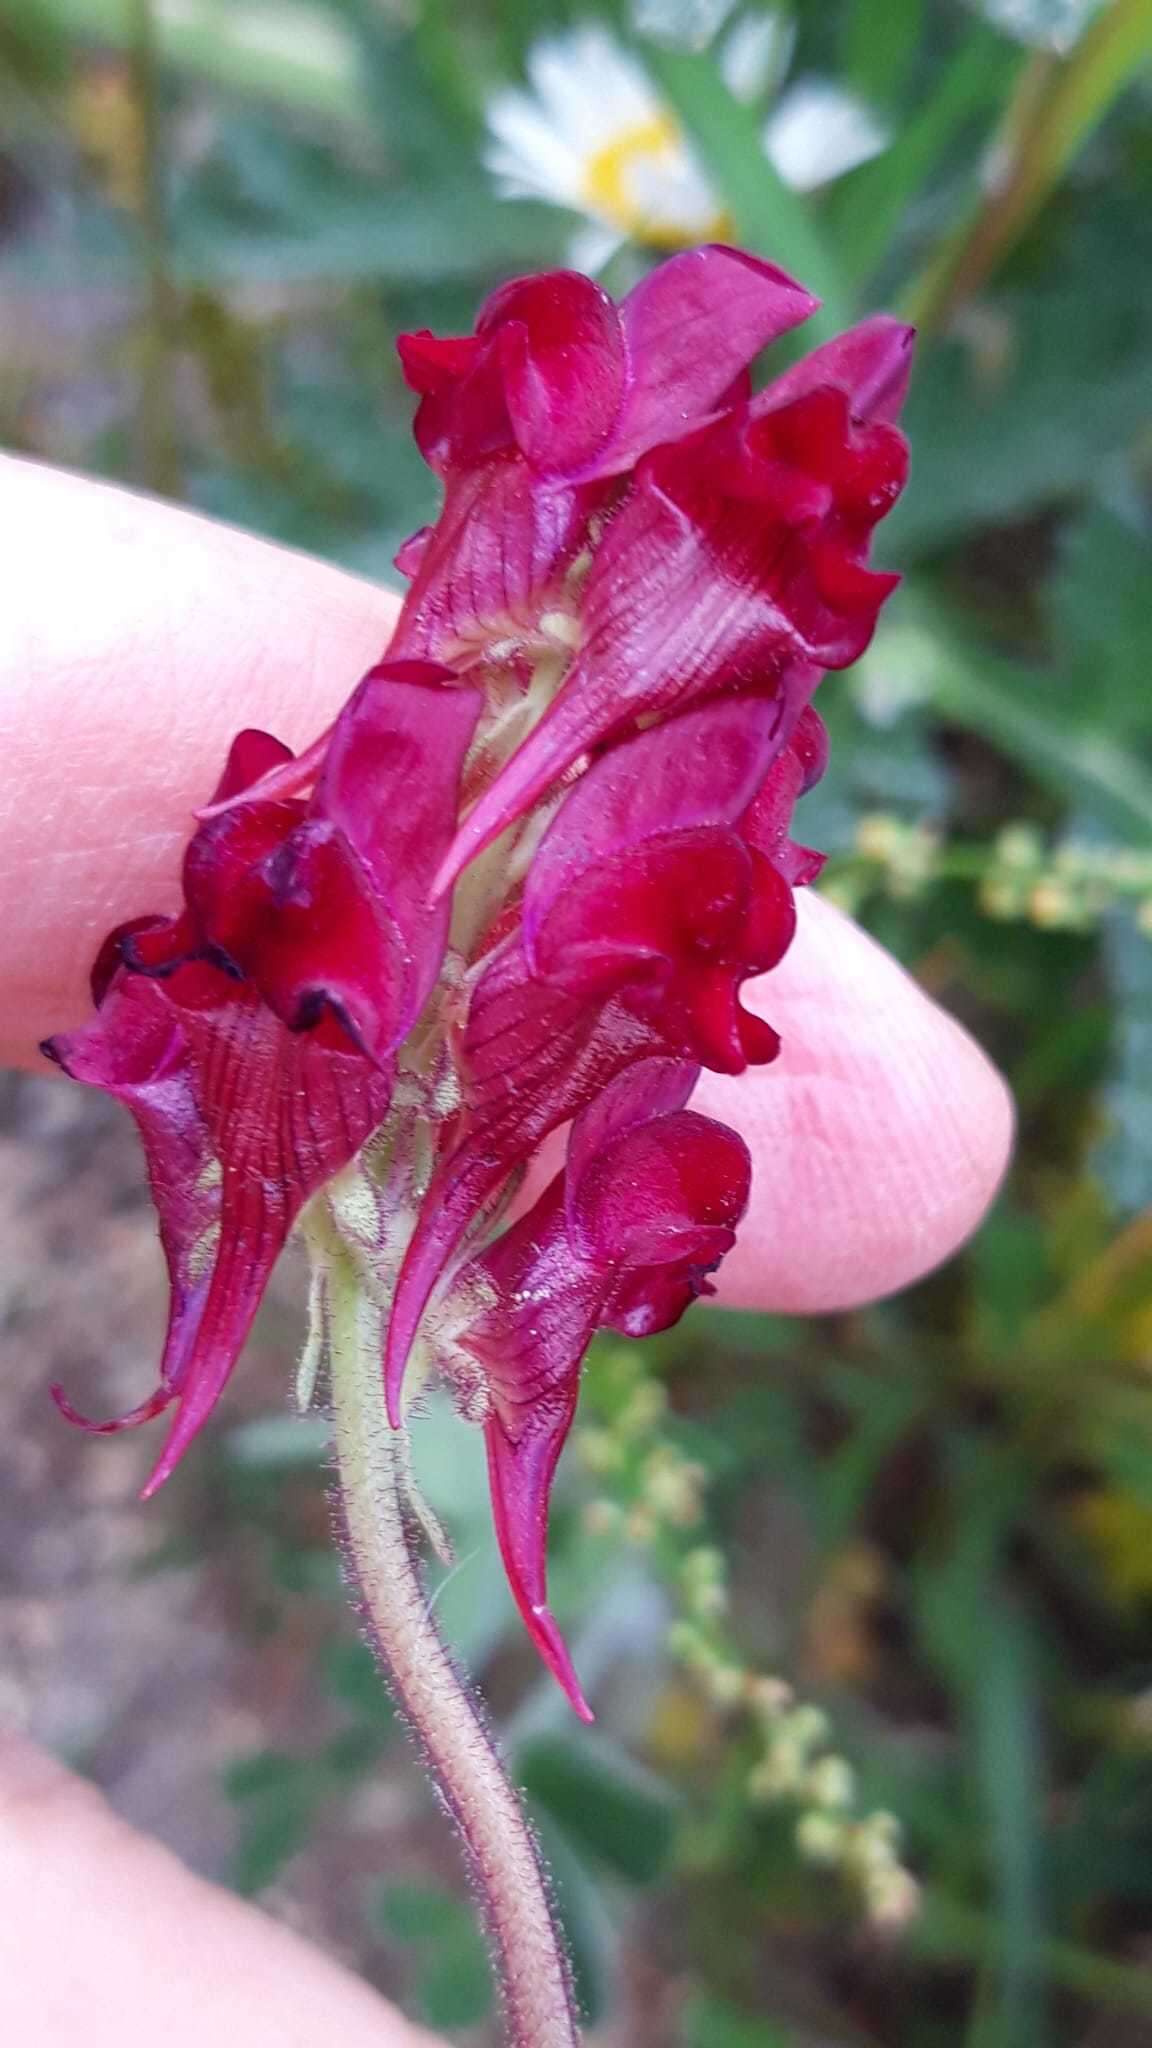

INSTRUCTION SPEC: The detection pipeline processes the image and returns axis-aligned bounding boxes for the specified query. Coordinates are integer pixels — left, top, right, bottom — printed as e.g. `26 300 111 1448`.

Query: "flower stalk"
326 1247 580 2048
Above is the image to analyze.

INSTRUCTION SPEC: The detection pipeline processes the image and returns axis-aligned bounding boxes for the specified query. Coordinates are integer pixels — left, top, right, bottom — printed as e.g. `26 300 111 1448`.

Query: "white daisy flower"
484 21 888 271
485 24 726 265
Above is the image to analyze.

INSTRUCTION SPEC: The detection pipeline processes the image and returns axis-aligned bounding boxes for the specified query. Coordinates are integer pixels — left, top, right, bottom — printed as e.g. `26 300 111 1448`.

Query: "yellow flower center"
580 115 730 246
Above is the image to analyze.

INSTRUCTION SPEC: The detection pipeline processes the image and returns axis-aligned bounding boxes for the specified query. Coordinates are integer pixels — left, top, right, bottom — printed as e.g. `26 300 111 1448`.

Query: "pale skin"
0 456 1014 2044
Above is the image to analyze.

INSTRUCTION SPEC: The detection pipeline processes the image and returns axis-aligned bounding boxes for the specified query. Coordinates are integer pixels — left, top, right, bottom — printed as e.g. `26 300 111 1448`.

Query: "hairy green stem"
326 1256 580 2048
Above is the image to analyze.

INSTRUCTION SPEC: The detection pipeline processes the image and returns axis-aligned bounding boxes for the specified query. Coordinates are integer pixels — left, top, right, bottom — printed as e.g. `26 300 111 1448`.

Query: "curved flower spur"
43 242 911 2044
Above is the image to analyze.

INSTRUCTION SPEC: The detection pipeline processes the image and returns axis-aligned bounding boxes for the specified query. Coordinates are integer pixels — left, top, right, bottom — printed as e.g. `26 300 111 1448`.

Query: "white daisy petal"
565 221 627 274
765 79 888 193
485 90 588 205
630 0 738 47
718 10 794 105
966 0 1104 52
629 143 721 236
529 28 660 150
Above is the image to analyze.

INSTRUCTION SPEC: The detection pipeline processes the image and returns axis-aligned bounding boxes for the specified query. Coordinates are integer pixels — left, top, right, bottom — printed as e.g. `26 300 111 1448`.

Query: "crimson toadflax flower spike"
44 245 911 1717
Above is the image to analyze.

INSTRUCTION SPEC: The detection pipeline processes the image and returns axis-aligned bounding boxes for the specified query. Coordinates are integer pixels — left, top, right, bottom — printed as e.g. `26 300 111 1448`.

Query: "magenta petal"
485 1409 594 1722
306 660 482 1046
434 377 907 892
604 1260 715 1338
41 975 222 1438
141 968 393 1490
589 244 819 478
240 821 405 1055
182 797 306 976
213 727 296 803
382 944 669 1423
454 1074 749 1713
563 1057 698 1209
394 525 432 579
188 664 480 1061
196 730 332 821
50 1378 178 1434
488 271 627 475
517 703 804 1075
457 1173 600 1718
741 705 829 886
530 834 752 1000
572 1107 750 1270
397 328 499 473
757 314 915 424
47 960 392 1489
390 462 603 661
523 696 790 955
399 271 626 480
431 517 821 898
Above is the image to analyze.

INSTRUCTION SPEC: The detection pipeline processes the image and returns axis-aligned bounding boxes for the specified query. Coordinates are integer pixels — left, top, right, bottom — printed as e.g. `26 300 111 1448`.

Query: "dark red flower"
41 664 478 1485
132 661 481 1061
390 246 819 662
398 246 818 482
432 316 909 890
381 698 822 1426
46 247 912 1712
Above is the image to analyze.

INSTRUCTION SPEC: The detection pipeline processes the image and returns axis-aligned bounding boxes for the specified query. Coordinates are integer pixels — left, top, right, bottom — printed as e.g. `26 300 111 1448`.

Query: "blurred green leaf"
966 1591 1048 2048
1048 502 1152 737
916 1892 1152 2017
321 1638 397 1730
832 24 1010 288
224 1749 323 1895
522 1732 679 1885
896 599 1152 841
840 0 924 108
376 1880 493 2031
35 0 372 121
529 1809 619 2027
416 1928 493 2032
376 1880 467 1943
969 1207 1052 1350
682 1989 794 2047
889 264 1152 557
224 1414 328 1469
1094 910 1152 1212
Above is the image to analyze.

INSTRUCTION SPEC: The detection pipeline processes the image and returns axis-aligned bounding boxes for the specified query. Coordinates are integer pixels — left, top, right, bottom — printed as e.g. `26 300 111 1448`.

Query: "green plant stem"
326 1255 580 2048
906 0 1152 331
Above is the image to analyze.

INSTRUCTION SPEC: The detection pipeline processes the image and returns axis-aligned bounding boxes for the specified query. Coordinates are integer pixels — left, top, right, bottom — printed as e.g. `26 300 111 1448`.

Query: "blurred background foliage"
3 0 1152 2042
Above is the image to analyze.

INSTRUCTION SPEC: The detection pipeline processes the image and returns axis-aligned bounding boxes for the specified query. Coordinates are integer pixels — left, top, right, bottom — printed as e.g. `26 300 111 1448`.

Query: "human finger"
0 459 1011 1308
697 888 1013 1312
0 456 400 1057
0 1732 443 2048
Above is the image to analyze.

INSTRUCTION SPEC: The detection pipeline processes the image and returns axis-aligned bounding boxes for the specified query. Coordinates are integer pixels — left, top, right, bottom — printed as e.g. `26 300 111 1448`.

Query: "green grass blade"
840 0 924 108
907 0 1152 327
831 25 1011 290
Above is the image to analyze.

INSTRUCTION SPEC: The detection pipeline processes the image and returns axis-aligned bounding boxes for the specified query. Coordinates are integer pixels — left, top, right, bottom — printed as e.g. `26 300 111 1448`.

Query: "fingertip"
700 891 1014 1314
